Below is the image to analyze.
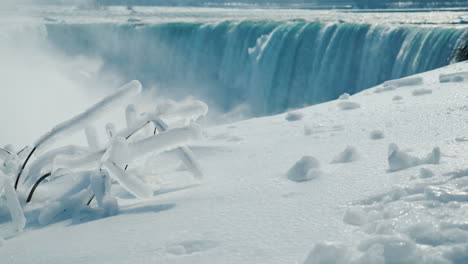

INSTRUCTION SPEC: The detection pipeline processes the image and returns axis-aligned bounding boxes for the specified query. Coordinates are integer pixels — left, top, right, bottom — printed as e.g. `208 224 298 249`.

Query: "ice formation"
0 80 207 233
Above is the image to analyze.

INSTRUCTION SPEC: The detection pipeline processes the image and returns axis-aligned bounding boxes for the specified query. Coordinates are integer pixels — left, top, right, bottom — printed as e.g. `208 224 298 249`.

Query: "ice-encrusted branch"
2 80 207 234
14 80 142 189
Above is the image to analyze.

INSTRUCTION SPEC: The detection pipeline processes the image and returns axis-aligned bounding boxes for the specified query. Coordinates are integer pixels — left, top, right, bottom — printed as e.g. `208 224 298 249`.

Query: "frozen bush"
1 80 207 234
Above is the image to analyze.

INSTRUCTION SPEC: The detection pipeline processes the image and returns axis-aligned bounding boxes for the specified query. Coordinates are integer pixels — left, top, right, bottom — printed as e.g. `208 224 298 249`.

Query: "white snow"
3 60 468 263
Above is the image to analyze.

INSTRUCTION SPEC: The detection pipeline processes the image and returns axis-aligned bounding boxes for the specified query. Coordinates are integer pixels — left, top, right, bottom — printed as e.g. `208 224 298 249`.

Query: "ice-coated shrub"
0 80 207 233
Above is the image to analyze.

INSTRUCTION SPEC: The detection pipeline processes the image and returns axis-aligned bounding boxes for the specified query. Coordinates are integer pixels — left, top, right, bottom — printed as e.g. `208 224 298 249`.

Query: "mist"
0 22 120 149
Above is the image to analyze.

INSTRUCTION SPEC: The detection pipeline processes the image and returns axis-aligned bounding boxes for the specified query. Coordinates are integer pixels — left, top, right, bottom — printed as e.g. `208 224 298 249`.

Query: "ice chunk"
104 161 152 199
304 125 312 136
424 185 468 203
285 111 303 121
383 76 423 89
439 72 468 83
331 146 359 164
387 144 440 171
304 242 350 264
392 95 403 101
358 236 417 263
338 93 350 100
443 244 468 263
370 130 384 140
412 88 432 96
338 101 360 110
34 80 142 154
344 207 368 226
287 156 321 182
0 172 26 232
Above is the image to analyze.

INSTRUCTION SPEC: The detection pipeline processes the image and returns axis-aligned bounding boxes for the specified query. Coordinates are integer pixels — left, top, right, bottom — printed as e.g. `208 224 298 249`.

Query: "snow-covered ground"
2 59 468 263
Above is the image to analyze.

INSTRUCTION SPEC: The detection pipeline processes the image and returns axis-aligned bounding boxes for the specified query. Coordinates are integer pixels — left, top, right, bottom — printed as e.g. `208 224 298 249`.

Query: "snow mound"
369 130 384 140
387 143 440 171
439 72 468 83
338 101 360 111
318 163 468 263
412 88 432 96
304 125 313 136
392 95 403 101
383 76 423 89
343 206 367 226
304 242 350 264
285 111 304 121
331 146 359 164
339 93 350 100
286 156 322 182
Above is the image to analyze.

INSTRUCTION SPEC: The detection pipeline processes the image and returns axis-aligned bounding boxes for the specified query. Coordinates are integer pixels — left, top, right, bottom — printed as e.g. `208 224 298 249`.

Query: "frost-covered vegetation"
0 80 207 234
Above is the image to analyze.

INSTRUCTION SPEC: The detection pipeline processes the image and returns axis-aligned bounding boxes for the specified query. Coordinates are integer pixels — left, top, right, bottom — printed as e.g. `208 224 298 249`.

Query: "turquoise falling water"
45 22 467 115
